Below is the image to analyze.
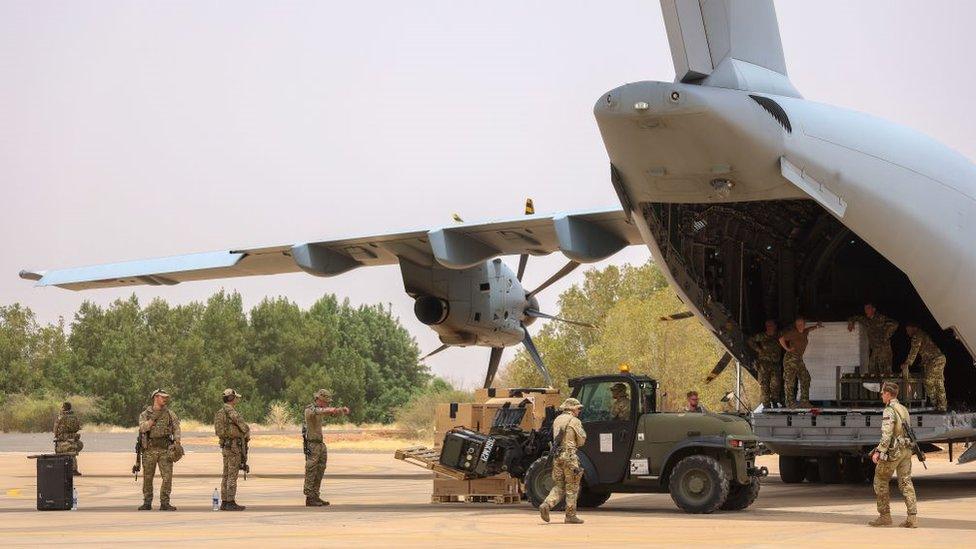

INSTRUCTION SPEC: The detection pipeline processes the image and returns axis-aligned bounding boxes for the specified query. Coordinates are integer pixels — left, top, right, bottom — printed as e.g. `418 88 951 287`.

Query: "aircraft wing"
20 208 641 291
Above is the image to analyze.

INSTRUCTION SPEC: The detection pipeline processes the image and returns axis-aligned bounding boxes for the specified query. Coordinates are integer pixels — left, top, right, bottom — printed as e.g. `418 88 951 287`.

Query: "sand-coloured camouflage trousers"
756 360 782 406
923 356 947 411
142 447 174 504
221 443 243 501
868 345 894 375
303 441 328 497
543 449 583 516
783 352 810 407
874 447 917 515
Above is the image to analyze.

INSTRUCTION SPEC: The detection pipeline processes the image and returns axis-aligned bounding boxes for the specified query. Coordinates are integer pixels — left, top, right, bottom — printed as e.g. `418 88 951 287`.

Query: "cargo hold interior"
643 199 976 411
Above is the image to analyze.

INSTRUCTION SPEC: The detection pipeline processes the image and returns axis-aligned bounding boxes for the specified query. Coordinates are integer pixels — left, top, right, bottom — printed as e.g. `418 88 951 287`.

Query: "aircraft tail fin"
660 0 800 98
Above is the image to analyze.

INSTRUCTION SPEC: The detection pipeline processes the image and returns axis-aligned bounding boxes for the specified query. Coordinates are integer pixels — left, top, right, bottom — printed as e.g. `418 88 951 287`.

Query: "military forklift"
434 371 767 514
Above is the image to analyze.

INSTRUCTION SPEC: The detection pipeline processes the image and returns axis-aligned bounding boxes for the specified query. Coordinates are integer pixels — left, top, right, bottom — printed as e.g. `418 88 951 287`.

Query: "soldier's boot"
538 503 550 523
314 496 330 506
159 502 177 511
868 514 892 527
899 515 918 528
137 499 152 511
306 497 324 507
565 514 584 524
224 501 245 511
797 400 814 408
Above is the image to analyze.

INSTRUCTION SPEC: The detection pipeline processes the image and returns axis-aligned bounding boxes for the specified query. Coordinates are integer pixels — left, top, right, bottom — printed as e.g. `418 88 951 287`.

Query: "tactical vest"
55 413 81 441
147 408 176 447
214 405 246 440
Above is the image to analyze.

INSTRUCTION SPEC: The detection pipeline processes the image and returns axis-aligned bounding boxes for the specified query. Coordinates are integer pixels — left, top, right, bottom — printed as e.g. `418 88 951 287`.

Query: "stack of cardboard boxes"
431 387 562 503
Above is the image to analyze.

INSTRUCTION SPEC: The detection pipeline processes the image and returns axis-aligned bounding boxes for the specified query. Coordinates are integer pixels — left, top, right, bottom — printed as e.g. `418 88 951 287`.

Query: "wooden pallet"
431 494 521 505
394 446 470 481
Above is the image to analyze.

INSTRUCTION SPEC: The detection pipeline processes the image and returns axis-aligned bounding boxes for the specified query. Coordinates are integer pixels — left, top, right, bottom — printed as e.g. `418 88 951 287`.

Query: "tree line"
0 292 428 426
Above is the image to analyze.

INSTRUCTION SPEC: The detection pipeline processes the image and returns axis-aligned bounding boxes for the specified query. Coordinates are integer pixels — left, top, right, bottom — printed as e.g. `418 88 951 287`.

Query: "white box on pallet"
803 322 868 401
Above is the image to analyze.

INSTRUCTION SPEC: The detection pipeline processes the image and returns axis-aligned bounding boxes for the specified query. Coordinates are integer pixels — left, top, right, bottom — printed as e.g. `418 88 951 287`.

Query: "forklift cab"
568 373 656 485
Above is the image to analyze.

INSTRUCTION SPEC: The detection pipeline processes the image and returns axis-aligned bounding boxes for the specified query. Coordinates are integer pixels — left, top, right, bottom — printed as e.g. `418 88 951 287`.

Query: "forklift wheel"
524 456 563 511
668 455 730 514
720 478 760 511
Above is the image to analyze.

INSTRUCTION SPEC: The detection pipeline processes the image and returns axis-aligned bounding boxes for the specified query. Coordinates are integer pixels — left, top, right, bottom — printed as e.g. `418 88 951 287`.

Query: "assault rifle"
240 438 250 480
893 407 927 469
301 424 310 457
132 434 143 480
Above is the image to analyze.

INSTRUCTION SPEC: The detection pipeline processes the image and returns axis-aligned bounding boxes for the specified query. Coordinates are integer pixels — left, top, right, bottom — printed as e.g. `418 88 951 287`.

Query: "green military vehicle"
522 373 766 514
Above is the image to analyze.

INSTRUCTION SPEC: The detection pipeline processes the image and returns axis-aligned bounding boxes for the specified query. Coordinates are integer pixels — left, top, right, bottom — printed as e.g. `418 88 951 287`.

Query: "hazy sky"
2 1 974 387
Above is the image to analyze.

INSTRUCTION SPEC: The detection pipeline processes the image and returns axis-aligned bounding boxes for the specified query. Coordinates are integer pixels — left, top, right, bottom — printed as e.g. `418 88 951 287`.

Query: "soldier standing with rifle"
137 389 182 511
869 381 920 528
214 388 250 511
538 398 587 525
303 389 349 507
54 402 83 476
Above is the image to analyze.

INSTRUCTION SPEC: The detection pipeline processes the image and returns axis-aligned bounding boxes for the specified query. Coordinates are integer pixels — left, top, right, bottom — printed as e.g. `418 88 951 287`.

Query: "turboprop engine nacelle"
406 258 531 348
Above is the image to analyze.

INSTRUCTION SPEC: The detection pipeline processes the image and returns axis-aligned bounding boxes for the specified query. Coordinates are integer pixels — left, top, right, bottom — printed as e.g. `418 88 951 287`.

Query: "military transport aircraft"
20 1 976 403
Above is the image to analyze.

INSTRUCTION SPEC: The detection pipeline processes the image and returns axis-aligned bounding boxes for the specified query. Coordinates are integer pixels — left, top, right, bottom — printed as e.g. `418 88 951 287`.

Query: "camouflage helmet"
150 388 170 399
222 388 243 399
314 388 333 401
610 382 627 395
559 398 583 411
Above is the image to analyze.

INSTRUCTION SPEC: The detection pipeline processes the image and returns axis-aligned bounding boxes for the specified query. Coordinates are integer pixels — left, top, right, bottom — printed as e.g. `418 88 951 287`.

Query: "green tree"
502 261 758 410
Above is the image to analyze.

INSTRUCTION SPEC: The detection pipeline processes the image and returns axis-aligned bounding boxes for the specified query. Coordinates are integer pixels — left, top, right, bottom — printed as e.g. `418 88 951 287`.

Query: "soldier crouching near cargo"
137 389 183 511
215 388 250 511
54 402 83 476
539 398 587 525
303 388 350 507
900 321 947 412
870 381 918 528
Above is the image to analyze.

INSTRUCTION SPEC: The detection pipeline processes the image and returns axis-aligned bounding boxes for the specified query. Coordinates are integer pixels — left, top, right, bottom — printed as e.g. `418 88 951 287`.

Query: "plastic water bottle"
71 487 78 511
212 488 220 511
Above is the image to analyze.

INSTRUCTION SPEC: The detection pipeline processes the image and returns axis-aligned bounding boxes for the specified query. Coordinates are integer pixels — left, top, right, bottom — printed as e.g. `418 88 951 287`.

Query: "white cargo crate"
802 321 868 401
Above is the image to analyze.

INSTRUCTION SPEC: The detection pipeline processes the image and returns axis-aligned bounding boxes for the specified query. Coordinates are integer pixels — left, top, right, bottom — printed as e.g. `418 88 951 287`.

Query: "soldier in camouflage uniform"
848 303 899 375
214 388 250 511
303 388 350 506
901 322 947 411
748 320 783 408
778 317 823 408
54 402 83 476
609 382 631 421
870 381 918 528
137 389 182 511
539 398 587 525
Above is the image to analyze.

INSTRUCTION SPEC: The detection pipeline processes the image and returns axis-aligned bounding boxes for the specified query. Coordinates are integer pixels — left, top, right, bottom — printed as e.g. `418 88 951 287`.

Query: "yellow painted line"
5 489 22 497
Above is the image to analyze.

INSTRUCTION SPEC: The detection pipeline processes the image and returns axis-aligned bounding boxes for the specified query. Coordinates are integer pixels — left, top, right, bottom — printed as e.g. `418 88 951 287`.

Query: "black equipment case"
29 454 73 510
439 428 491 475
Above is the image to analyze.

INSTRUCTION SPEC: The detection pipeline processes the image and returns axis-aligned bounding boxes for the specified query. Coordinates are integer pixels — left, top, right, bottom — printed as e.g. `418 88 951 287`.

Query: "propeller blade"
420 344 450 361
659 311 695 321
516 254 529 282
525 309 595 328
527 260 580 298
704 352 734 384
484 347 505 388
521 328 553 387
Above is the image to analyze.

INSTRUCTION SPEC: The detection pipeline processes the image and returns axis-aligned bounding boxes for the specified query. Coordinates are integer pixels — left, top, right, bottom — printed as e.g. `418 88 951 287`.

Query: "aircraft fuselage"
596 80 976 369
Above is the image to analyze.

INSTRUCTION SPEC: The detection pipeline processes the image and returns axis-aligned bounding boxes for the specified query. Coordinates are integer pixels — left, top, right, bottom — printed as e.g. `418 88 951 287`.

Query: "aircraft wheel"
804 460 821 483
842 456 866 483
779 455 805 484
817 455 843 484
668 455 729 514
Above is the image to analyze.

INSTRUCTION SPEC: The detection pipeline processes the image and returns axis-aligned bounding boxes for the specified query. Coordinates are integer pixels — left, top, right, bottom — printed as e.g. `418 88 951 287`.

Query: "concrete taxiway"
1 443 975 548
